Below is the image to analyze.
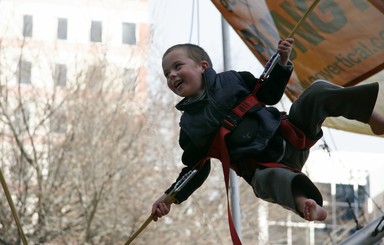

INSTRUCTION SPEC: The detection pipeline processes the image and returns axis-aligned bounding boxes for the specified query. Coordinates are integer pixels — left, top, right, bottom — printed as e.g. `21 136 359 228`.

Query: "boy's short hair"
163 43 213 67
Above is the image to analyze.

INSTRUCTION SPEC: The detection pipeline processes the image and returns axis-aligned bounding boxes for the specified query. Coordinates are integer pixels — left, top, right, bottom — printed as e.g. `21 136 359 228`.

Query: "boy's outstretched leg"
288 81 380 140
295 196 327 221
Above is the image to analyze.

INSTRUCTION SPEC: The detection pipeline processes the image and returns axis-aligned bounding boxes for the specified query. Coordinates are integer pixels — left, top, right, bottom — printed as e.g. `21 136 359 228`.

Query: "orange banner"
212 0 384 97
212 0 384 136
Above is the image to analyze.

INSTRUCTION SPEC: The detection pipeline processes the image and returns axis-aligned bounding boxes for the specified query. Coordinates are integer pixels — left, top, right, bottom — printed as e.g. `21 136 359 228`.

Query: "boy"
152 38 384 224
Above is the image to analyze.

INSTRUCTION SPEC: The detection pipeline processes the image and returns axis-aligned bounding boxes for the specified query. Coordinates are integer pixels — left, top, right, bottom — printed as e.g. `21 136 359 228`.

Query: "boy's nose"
168 70 177 80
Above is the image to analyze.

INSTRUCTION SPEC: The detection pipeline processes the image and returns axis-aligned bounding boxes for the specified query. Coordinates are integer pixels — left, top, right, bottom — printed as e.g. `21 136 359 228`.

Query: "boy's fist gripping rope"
125 169 198 245
261 0 320 81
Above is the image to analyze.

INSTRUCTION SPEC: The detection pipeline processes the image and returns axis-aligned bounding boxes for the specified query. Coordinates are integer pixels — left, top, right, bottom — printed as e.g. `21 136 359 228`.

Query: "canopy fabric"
211 0 384 136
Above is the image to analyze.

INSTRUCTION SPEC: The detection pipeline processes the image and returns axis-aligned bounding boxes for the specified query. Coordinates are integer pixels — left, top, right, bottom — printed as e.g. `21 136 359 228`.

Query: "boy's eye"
175 63 182 69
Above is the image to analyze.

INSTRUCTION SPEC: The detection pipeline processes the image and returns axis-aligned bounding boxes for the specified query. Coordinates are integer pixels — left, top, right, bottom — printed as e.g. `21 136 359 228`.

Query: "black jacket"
166 62 293 203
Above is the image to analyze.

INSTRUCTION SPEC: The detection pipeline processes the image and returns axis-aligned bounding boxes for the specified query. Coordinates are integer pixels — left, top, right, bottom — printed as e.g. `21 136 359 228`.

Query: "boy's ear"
201 61 209 71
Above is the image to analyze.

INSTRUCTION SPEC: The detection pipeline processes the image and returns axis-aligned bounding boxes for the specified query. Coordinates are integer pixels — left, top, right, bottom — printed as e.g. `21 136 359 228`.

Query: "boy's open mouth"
174 80 183 89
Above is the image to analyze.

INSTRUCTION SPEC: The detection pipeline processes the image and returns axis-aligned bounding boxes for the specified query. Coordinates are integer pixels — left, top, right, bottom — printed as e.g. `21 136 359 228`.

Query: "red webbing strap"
279 113 318 150
209 127 242 245
208 127 303 245
232 94 260 117
222 94 263 130
204 80 314 244
203 88 264 244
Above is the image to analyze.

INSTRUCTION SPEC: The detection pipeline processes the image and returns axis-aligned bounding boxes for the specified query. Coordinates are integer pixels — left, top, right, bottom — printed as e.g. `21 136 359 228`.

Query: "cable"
319 139 331 157
196 0 200 45
342 185 362 231
319 128 384 244
188 0 195 43
324 128 383 215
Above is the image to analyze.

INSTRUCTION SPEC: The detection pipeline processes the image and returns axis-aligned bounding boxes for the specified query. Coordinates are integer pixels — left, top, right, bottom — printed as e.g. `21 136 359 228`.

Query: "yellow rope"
263 0 321 79
288 0 321 38
125 169 198 244
0 169 29 245
124 194 175 245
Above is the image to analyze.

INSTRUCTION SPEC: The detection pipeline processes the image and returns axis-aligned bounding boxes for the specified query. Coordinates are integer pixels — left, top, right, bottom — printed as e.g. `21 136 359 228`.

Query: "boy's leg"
288 80 380 139
292 176 327 221
369 81 384 134
369 111 384 135
295 197 327 221
251 167 323 219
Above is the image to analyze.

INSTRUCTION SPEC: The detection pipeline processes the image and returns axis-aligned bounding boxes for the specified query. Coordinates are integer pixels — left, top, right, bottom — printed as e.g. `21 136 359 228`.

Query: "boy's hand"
277 38 294 66
151 194 175 221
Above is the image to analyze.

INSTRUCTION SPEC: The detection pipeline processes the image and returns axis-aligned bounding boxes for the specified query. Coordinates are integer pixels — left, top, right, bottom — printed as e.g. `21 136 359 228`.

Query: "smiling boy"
151 39 383 225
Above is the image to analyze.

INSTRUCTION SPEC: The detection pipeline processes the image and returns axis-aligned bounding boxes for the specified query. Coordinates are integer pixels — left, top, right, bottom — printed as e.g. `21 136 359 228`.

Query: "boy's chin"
177 90 193 98
176 87 201 98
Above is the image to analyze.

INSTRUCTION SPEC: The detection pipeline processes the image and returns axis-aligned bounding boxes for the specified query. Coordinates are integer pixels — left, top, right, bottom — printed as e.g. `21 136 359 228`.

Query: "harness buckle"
222 113 241 131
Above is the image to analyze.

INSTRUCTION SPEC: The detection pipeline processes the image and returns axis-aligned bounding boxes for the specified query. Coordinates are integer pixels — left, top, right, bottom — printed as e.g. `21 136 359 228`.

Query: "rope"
0 169 28 245
262 0 321 79
124 168 199 244
287 0 320 38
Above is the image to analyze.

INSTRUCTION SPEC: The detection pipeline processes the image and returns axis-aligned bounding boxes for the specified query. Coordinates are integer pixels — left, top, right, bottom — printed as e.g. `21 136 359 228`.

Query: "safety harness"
200 81 318 245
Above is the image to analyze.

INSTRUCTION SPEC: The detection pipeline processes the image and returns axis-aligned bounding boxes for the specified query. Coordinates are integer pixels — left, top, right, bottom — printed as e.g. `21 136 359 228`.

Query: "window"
57 18 68 40
90 21 102 42
336 184 354 203
23 15 33 37
18 60 32 84
13 107 30 134
122 68 137 92
86 65 104 90
122 23 136 45
317 183 366 225
54 64 67 87
51 108 67 133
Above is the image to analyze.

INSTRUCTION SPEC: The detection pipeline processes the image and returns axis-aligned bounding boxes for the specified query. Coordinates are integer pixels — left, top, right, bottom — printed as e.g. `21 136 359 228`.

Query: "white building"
0 0 149 95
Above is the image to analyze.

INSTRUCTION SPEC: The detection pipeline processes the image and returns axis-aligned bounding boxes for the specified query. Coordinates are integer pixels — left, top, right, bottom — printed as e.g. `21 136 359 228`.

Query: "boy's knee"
312 79 330 84
309 80 341 91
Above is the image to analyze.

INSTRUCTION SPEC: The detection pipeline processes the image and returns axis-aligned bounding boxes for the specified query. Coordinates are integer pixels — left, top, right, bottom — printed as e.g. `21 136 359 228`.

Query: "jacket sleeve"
240 61 293 105
164 128 211 204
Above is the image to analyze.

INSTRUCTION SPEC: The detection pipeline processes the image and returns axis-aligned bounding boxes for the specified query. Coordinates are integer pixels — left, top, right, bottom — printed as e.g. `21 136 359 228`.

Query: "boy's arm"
255 38 294 105
151 193 175 222
164 128 212 203
277 38 294 66
164 159 211 204
151 130 211 221
256 61 293 105
239 61 292 106
152 163 209 221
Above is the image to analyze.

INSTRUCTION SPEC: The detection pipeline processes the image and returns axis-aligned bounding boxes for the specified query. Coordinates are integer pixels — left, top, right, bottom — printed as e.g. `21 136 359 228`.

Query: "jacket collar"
175 68 216 111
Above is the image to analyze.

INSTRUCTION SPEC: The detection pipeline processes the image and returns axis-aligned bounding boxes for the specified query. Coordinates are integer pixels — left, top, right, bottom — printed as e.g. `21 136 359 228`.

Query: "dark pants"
252 81 379 216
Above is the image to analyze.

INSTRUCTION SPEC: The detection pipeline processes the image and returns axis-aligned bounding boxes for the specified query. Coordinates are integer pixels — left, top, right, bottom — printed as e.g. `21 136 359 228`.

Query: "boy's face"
162 48 208 97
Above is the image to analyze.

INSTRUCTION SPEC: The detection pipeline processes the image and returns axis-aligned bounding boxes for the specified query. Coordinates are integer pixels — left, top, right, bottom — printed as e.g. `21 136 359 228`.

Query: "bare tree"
0 36 156 244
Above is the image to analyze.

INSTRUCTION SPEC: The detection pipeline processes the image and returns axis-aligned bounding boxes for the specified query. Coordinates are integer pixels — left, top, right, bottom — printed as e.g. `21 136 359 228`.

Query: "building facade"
0 1 150 243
